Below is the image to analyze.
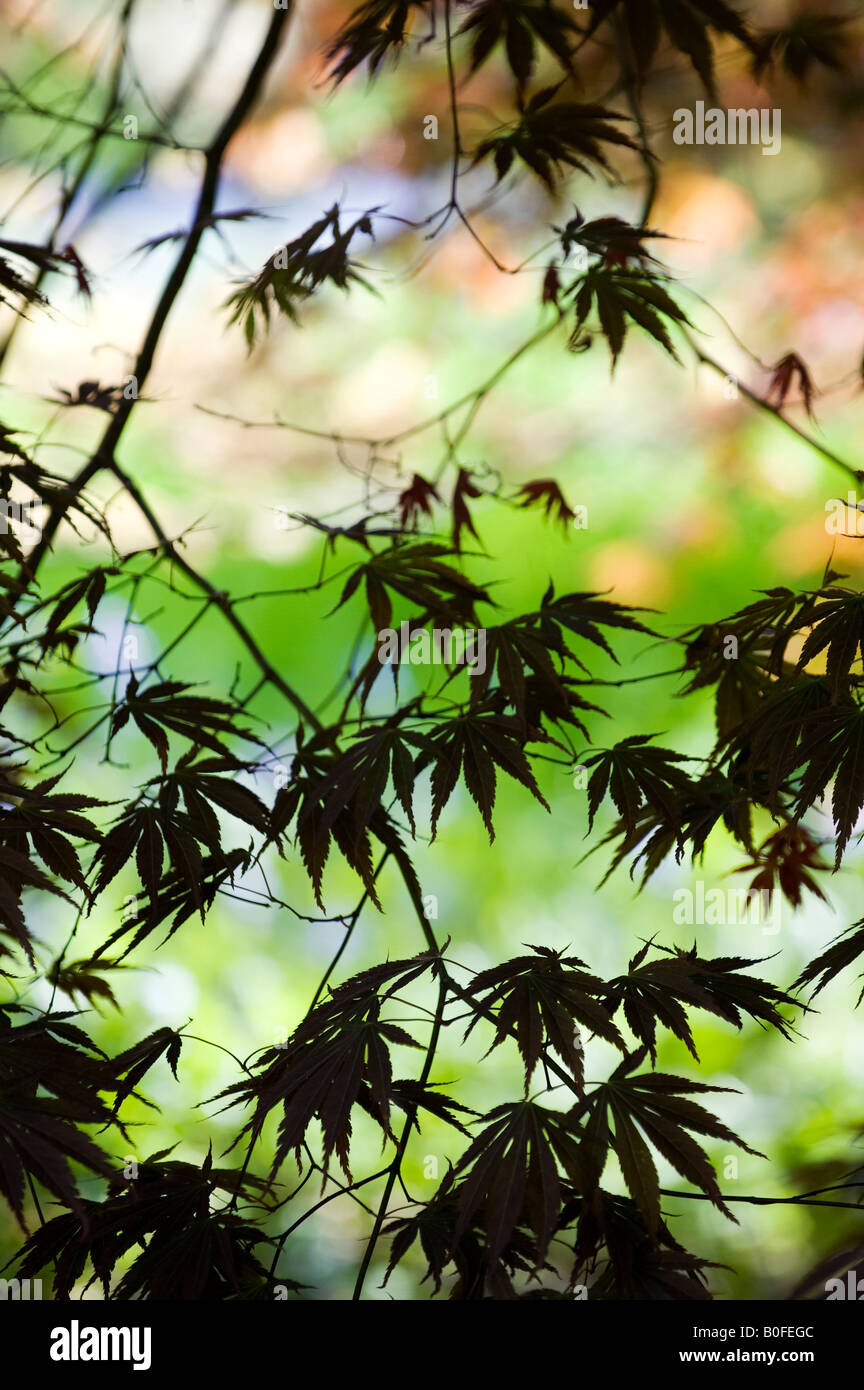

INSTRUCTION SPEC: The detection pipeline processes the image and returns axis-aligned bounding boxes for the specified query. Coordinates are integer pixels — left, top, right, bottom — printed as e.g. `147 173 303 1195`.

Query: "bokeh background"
1 0 864 1298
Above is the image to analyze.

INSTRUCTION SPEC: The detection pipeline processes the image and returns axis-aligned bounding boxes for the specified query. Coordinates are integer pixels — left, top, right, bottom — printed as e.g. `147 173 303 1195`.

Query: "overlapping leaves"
214 953 440 1182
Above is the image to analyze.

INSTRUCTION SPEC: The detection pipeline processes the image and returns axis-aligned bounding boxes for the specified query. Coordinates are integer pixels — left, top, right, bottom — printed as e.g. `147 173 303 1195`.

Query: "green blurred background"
1 0 864 1297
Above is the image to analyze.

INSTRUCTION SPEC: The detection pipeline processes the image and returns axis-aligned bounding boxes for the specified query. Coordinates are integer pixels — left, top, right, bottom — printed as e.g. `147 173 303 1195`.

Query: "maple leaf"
580 1050 763 1232
474 96 637 190
335 540 490 629
11 1151 279 1299
379 1078 476 1136
765 352 817 418
326 0 431 83
753 15 850 81
456 1 582 92
299 723 424 844
450 468 484 552
601 941 801 1063
46 956 131 1012
383 1186 540 1296
111 1026 185 1111
581 735 692 833
225 205 377 346
791 703 864 865
397 473 440 530
464 944 625 1087
792 589 864 699
732 824 830 909
794 918 864 1004
469 613 569 723
423 711 550 841
272 732 424 907
109 673 266 772
0 771 103 903
589 762 760 891
586 0 755 94
441 1099 589 1265
94 847 251 957
555 212 670 269
513 478 574 529
570 1190 723 1300
98 759 270 917
716 673 831 808
537 586 656 662
0 843 79 965
0 1005 120 1226
568 265 692 367
214 952 436 1182
679 621 770 739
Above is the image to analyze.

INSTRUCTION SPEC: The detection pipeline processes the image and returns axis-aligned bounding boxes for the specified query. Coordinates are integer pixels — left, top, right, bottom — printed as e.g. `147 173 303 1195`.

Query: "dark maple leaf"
469 613 569 723
464 944 624 1087
586 0 755 93
335 540 490 629
214 952 436 1182
440 1099 589 1265
679 621 771 739
226 205 377 346
555 212 670 269
474 96 637 190
0 770 102 903
456 0 582 92
298 723 423 844
379 1078 476 1136
46 956 131 1012
569 1190 724 1300
569 265 692 367
792 589 864 699
11 1150 278 1299
579 1050 763 1232
0 1005 120 1226
94 847 250 958
271 734 422 908
111 1026 185 1111
790 703 864 865
794 919 864 1004
0 842 80 965
383 1185 541 1297
581 735 692 833
422 711 550 841
601 941 801 1063
752 15 850 81
397 473 440 530
765 352 817 418
326 0 431 83
537 585 656 661
588 763 760 890
513 478 574 529
109 673 266 772
732 824 830 909
450 468 484 551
